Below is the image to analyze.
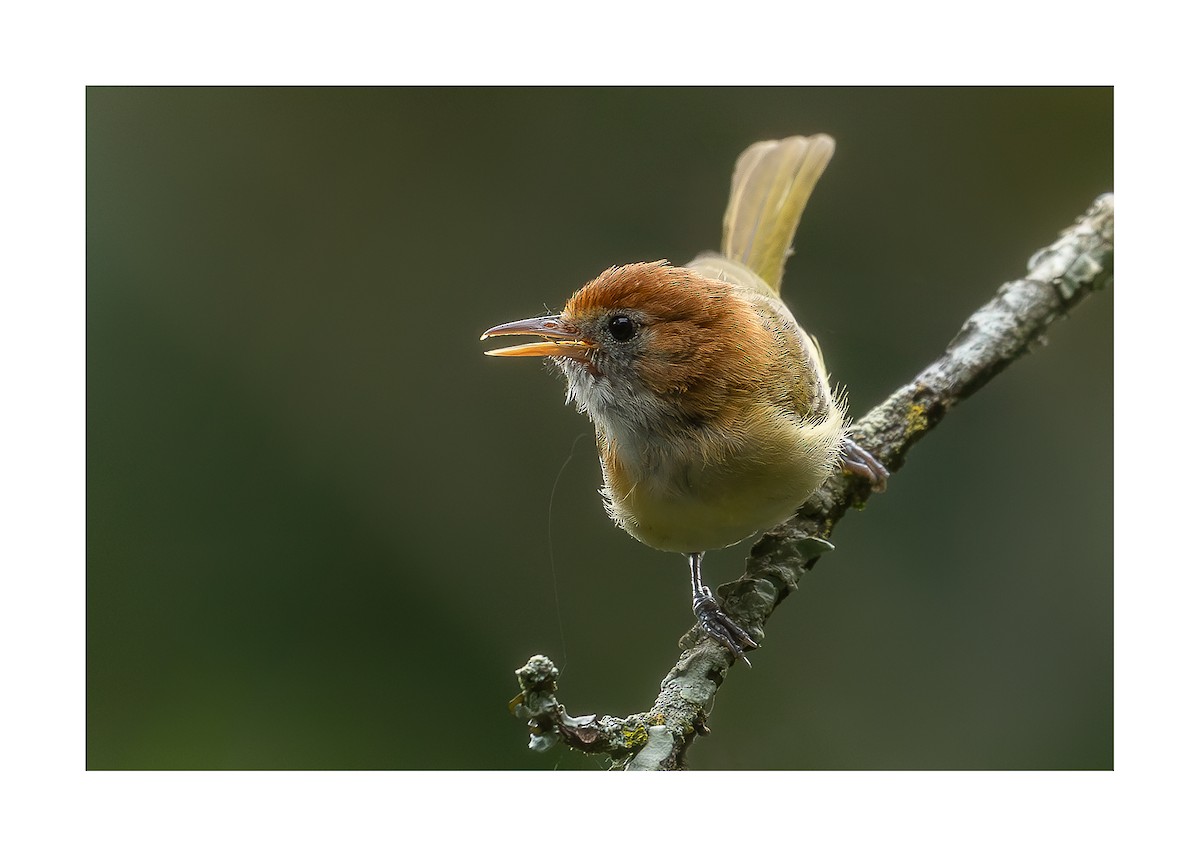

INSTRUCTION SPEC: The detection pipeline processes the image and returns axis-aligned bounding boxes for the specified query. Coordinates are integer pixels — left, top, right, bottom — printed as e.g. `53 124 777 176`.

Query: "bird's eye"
608 314 636 342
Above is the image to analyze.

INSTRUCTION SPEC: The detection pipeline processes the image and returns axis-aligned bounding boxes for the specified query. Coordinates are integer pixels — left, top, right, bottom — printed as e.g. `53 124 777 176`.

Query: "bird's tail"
721 134 835 296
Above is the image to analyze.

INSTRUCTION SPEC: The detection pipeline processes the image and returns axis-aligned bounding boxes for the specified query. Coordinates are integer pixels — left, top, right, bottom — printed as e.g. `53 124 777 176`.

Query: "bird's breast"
597 403 844 554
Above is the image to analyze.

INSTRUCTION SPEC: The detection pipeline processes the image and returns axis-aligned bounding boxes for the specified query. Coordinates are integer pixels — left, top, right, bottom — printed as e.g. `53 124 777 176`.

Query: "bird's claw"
841 438 889 492
692 591 758 667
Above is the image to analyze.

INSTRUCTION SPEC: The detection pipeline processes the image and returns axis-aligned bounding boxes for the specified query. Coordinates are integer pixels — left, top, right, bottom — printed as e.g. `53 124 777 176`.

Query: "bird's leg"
841 438 889 492
689 552 758 666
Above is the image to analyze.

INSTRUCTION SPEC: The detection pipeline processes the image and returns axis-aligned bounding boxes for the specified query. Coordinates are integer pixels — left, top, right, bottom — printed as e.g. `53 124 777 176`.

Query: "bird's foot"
841 438 889 492
692 587 758 667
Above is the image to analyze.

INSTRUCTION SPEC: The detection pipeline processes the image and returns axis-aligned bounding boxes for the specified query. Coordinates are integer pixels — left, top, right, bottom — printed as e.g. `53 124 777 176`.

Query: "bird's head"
481 261 774 434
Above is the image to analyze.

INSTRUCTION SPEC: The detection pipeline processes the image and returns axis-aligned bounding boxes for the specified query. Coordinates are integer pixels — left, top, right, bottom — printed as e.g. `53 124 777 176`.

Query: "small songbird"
481 134 886 663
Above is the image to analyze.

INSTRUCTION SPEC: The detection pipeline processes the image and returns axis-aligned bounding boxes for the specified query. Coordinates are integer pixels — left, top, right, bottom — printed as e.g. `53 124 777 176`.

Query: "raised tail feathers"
721 134 835 295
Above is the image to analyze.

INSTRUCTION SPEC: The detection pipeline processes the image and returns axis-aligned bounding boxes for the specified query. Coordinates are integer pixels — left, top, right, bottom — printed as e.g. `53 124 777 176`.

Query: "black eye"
608 314 636 342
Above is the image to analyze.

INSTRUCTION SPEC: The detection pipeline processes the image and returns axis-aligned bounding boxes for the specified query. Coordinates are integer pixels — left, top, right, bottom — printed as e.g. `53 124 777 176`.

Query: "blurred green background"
87 87 1112 770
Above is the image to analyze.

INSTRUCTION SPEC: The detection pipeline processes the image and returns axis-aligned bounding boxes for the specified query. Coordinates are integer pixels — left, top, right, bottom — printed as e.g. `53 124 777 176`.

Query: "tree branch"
510 193 1114 770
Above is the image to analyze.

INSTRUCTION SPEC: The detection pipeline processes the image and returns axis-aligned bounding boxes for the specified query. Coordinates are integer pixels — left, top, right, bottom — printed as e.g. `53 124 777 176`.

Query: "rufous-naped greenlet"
482 135 887 663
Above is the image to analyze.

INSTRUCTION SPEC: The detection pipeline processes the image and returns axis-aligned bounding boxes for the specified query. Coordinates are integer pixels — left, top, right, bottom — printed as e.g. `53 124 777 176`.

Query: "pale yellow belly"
616 476 810 553
602 421 841 554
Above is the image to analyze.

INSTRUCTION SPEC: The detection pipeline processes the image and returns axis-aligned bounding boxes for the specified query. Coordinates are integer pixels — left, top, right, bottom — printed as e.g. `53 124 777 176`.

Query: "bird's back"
688 133 842 431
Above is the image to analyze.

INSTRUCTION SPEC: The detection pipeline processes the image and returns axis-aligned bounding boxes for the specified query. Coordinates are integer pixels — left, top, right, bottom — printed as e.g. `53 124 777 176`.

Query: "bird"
480 134 887 664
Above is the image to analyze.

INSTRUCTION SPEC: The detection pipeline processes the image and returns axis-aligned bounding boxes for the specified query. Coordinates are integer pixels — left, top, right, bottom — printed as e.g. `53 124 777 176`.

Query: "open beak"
480 314 594 360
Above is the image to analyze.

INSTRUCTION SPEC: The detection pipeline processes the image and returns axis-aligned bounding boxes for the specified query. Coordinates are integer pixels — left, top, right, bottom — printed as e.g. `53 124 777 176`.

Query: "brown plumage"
548 259 845 554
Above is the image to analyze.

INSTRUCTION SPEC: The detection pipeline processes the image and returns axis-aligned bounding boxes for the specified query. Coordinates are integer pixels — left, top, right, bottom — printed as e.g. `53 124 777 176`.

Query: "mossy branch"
510 193 1114 770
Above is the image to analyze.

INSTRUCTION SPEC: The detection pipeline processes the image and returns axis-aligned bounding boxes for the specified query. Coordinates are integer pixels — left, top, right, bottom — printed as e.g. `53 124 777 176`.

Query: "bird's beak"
480 314 594 360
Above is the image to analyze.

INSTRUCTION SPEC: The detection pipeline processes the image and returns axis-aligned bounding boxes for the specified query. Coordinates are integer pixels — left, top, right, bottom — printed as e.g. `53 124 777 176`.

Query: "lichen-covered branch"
510 193 1114 770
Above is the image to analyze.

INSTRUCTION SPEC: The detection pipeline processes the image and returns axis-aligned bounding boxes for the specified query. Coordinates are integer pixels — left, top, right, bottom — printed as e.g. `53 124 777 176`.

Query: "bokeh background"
87 87 1112 770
